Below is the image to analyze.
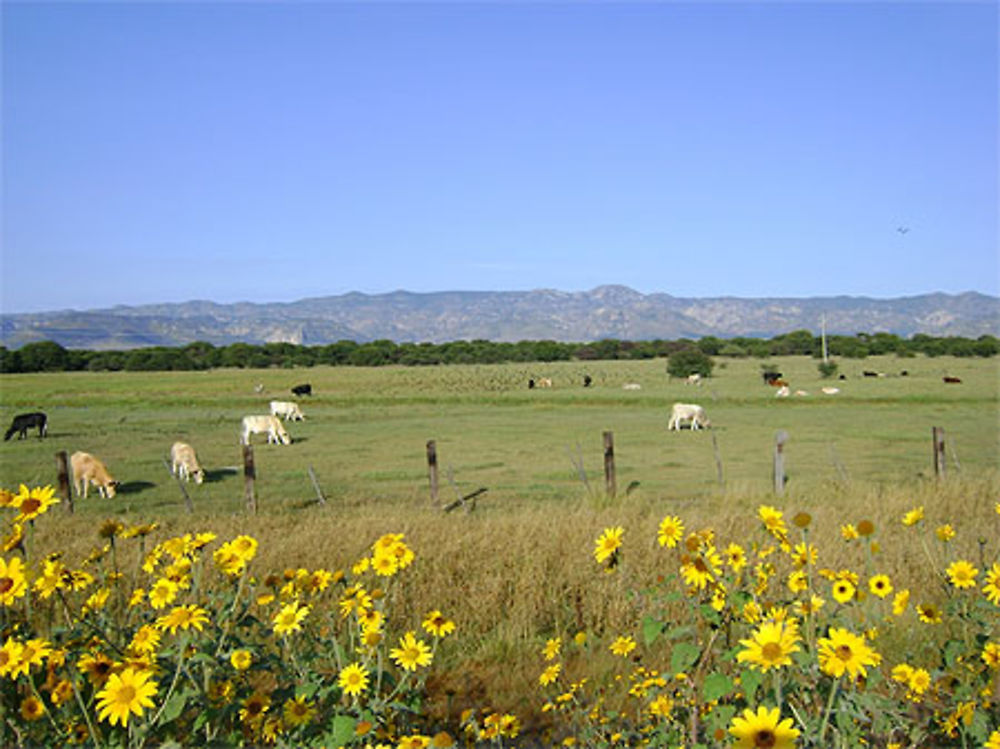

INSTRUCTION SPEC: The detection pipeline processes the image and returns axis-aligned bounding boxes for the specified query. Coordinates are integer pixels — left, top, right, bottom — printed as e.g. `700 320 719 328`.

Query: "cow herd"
3 383 314 501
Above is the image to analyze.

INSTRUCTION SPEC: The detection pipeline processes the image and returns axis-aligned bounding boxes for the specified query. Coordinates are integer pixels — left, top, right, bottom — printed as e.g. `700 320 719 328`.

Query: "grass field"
1 355 997 516
2 355 999 734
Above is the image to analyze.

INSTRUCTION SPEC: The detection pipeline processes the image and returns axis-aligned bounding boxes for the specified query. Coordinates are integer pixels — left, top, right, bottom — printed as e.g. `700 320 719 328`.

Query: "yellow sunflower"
729 705 799 748
95 667 158 727
0 556 28 606
542 637 561 661
736 620 802 673
817 627 879 679
657 516 684 548
148 578 179 610
422 610 456 638
983 563 1000 605
78 651 115 686
945 560 978 589
831 579 855 604
0 638 24 677
230 649 252 671
901 506 924 526
390 631 433 671
283 695 316 727
272 601 310 636
338 662 370 697
238 692 271 724
155 604 210 635
128 625 161 656
20 695 46 721
13 484 59 523
757 505 788 539
593 527 623 565
539 663 561 686
868 574 893 599
609 635 636 657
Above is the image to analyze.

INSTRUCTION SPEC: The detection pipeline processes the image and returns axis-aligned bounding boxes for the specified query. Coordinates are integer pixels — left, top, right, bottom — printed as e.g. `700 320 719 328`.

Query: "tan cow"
269 400 305 421
70 451 119 499
241 415 291 446
668 403 711 431
170 441 205 484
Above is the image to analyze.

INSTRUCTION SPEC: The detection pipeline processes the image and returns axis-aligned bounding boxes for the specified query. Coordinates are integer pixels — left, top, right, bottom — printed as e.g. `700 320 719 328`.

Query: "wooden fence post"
603 431 616 500
242 444 257 515
711 432 724 489
773 430 789 496
55 451 73 514
932 427 946 478
307 465 328 505
426 440 439 505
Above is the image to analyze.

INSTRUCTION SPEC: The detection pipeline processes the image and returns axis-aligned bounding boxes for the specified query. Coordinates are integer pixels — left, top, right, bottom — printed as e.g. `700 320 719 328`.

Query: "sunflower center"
836 645 853 660
754 729 777 748
21 499 41 514
118 685 137 703
761 642 784 662
0 577 13 594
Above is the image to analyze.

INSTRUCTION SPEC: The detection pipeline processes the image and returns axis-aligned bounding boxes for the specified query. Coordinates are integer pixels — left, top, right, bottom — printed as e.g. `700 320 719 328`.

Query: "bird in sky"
897 226 910 235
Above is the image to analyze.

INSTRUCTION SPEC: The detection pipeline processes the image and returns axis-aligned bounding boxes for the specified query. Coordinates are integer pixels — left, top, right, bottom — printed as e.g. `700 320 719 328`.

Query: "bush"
817 359 839 379
666 348 714 379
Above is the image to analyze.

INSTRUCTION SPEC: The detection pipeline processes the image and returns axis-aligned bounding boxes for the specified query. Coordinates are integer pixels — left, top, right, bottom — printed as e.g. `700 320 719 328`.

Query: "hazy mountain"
1 287 997 350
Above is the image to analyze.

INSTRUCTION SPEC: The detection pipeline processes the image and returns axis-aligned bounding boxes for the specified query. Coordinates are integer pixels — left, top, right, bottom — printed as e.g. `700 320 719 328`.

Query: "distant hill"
1 286 998 350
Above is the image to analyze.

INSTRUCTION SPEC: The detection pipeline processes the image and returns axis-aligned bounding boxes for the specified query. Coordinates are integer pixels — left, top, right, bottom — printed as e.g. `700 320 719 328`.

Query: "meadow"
1 355 998 746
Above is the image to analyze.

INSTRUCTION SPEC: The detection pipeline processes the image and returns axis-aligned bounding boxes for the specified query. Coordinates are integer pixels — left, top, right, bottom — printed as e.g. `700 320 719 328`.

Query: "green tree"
667 348 714 379
17 341 70 372
817 360 839 379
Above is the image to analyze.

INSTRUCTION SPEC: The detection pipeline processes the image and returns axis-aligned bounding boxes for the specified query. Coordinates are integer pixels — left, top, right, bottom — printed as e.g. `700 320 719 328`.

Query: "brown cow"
70 451 119 499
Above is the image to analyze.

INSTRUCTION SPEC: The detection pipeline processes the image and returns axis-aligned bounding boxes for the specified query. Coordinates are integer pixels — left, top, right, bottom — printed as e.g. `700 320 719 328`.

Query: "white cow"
170 441 205 484
668 403 711 431
685 374 702 386
775 386 791 398
623 383 642 391
821 386 840 395
70 451 119 499
241 415 291 446
269 400 305 421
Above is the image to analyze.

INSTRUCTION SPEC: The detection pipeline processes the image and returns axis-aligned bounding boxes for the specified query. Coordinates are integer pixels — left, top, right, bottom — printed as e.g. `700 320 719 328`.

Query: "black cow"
527 379 535 389
583 374 593 388
762 371 783 385
291 383 312 397
5 412 47 441
863 371 881 378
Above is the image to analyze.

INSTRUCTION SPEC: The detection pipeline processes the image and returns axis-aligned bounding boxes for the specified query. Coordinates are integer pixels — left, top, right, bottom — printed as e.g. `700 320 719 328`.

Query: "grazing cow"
775 386 791 398
240 415 291 446
623 383 642 391
527 379 535 389
4 412 47 441
794 390 809 397
668 403 711 431
291 383 312 397
821 386 840 395
838 374 847 380
863 371 885 378
583 374 593 388
762 371 783 385
70 451 118 499
943 376 962 384
270 400 305 421
170 442 205 484
685 374 702 386
536 377 553 388
769 379 789 388
900 371 909 377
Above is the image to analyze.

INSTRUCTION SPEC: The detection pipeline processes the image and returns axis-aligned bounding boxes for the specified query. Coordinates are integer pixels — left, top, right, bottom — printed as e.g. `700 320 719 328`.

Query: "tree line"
0 331 997 374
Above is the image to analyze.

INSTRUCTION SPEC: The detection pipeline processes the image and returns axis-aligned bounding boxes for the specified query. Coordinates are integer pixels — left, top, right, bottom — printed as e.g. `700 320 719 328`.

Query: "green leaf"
740 669 762 702
158 687 194 725
703 672 733 702
642 616 665 646
664 625 696 641
670 642 700 675
325 715 356 747
943 639 964 668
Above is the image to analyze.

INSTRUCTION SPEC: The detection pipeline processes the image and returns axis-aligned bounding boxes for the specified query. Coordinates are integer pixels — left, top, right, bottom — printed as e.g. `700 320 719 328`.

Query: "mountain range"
2 286 998 350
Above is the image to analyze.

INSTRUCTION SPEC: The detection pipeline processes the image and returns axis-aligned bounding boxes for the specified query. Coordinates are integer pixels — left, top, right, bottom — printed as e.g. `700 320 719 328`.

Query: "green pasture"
0 355 997 517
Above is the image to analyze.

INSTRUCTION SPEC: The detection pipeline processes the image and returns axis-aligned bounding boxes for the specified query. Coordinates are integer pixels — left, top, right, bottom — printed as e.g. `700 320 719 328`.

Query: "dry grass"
27 471 999 723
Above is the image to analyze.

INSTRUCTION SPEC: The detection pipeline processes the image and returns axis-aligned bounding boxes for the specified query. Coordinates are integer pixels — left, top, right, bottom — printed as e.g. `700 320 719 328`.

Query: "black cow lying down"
5 412 47 441
291 383 312 396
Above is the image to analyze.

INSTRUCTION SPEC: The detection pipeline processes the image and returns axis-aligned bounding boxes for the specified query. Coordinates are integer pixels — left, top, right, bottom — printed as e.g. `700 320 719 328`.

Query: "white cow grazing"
622 383 642 391
170 441 205 484
241 415 291 446
821 386 840 395
685 373 702 386
270 400 305 421
775 386 791 398
668 403 711 431
70 451 119 499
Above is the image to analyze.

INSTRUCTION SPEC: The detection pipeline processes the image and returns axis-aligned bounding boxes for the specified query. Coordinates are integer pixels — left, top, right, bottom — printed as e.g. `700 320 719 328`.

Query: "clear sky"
2 1 997 314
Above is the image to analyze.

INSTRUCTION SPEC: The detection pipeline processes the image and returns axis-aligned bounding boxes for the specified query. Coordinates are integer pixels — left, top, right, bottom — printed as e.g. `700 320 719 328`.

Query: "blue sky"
2 1 997 314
